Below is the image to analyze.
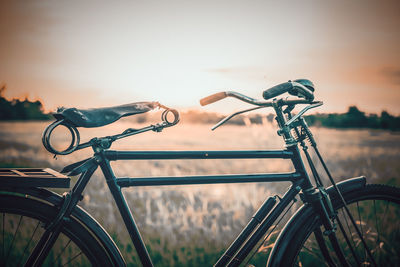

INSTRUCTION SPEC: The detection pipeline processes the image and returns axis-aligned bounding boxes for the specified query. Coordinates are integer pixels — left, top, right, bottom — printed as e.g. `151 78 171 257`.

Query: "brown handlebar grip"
200 92 227 106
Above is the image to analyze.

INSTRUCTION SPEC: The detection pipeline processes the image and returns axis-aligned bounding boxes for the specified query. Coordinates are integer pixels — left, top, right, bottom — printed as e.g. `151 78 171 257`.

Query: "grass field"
0 120 399 265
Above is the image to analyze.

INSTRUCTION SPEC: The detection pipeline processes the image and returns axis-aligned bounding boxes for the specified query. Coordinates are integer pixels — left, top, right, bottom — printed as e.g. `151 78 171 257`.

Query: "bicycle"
0 79 399 266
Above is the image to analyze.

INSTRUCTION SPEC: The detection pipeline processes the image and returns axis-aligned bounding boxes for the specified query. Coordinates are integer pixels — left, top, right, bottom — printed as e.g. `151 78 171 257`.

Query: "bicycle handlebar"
262 82 293 100
200 80 315 108
200 92 227 106
200 91 314 108
263 81 314 101
200 87 321 130
200 91 272 107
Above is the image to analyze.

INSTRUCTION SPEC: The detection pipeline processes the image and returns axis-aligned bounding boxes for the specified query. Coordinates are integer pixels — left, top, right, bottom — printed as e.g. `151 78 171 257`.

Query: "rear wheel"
0 193 116 266
269 184 400 266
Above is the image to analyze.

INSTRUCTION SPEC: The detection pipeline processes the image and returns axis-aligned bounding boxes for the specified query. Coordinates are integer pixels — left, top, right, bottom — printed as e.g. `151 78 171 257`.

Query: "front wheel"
268 184 400 266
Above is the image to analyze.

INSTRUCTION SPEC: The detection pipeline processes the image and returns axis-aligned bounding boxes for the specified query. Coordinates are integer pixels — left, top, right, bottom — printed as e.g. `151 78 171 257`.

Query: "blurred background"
1 0 399 266
1 0 400 113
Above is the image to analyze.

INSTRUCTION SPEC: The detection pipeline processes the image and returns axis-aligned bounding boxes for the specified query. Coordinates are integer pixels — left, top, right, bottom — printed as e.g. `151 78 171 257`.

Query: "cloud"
381 67 400 86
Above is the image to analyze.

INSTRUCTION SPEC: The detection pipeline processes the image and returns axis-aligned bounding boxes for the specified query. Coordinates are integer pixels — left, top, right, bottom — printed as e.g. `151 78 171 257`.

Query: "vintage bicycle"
0 79 399 266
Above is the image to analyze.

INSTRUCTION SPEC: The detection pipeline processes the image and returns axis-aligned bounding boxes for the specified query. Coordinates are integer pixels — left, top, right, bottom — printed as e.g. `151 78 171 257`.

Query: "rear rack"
0 168 70 188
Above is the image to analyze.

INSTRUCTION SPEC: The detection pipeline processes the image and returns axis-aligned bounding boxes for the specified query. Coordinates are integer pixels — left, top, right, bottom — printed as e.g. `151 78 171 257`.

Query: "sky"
1 0 400 114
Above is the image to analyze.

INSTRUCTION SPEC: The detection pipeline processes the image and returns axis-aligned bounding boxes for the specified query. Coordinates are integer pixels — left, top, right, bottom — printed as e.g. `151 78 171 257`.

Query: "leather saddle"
53 102 159 128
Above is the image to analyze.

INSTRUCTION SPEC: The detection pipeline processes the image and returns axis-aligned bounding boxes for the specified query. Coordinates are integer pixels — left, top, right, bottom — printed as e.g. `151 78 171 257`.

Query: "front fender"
325 176 366 199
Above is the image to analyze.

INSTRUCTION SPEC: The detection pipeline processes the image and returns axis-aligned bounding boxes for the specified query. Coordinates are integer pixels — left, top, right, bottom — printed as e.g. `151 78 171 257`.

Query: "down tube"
98 156 154 267
227 184 301 266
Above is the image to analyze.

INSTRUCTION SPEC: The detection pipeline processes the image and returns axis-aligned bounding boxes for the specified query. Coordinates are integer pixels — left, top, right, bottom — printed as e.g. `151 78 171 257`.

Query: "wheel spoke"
5 215 23 264
0 193 114 266
16 221 41 267
356 202 364 236
281 185 400 267
51 239 72 265
301 239 329 265
61 251 83 266
382 201 390 231
341 208 358 252
2 213 4 264
373 200 380 244
356 201 366 261
335 216 361 266
313 228 336 267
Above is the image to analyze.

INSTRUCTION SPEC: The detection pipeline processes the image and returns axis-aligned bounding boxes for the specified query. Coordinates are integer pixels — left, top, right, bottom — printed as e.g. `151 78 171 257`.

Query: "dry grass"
0 120 399 265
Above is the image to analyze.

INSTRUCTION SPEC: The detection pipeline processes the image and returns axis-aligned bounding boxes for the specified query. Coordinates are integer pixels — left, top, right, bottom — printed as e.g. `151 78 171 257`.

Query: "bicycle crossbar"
116 172 301 187
105 150 294 160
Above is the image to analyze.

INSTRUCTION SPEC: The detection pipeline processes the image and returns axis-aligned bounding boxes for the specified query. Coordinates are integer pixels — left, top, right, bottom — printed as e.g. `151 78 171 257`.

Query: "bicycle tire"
268 184 400 266
0 191 121 266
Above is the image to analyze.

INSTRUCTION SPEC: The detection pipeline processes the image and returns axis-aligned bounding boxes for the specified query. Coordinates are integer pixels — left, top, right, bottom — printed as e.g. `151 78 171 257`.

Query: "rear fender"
0 186 125 266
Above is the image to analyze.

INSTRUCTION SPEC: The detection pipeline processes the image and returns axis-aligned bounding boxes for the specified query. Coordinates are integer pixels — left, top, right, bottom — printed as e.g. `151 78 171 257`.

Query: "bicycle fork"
285 112 378 267
301 187 351 267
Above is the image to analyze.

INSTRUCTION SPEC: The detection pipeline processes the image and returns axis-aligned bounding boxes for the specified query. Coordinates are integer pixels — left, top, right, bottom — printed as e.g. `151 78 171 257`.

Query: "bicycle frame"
82 141 313 266
46 98 330 266
0 82 387 266
35 94 367 266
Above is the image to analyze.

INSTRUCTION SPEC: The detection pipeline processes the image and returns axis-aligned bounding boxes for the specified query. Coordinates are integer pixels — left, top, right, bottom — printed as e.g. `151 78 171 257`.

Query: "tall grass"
0 120 399 265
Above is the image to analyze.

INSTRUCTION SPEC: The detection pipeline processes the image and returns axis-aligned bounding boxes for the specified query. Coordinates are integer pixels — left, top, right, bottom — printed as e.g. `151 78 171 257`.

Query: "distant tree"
0 85 51 121
342 106 368 128
367 113 380 128
305 106 400 131
0 85 13 120
380 111 400 130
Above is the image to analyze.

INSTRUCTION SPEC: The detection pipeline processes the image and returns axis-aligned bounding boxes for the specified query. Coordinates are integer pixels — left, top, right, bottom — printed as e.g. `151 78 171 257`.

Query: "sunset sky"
1 0 399 114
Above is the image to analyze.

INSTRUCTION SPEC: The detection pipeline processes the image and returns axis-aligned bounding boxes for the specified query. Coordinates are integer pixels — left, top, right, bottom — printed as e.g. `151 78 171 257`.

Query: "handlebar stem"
272 100 297 146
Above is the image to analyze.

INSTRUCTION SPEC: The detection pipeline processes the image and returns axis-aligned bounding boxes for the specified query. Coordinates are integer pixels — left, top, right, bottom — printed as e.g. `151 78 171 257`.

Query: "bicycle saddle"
53 101 159 128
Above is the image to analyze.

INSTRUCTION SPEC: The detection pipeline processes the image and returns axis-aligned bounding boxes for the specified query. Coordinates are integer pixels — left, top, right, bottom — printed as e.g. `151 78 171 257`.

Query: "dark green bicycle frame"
3 84 380 266
91 143 313 266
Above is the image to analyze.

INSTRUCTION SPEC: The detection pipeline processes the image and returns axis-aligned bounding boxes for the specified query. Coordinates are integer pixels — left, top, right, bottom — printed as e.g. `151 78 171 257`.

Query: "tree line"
0 85 399 130
305 106 400 131
0 86 51 120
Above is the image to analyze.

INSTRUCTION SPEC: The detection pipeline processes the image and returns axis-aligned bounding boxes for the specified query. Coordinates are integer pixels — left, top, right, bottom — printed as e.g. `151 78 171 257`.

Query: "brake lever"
284 101 323 127
211 106 265 131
